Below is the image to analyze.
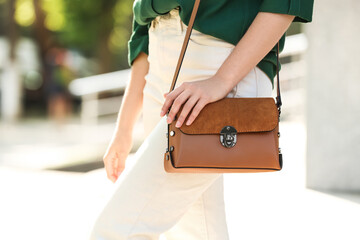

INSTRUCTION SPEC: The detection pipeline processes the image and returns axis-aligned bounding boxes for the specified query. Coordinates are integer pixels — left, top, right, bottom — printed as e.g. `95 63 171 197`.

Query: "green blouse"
128 0 314 88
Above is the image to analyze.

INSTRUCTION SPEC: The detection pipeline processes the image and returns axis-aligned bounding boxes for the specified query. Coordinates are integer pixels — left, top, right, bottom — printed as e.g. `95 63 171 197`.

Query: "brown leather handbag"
163 0 283 173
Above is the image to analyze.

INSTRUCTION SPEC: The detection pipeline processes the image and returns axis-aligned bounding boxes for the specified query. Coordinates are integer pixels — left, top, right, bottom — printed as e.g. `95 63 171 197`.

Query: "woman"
89 0 313 239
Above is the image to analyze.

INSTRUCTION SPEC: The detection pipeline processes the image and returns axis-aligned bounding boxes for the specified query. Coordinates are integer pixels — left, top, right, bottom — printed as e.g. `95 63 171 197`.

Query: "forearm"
114 52 149 137
214 12 295 92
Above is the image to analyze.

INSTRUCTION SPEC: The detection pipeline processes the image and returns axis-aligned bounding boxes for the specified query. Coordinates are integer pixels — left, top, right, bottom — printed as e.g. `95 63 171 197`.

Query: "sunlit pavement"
1 120 360 240
0 117 146 170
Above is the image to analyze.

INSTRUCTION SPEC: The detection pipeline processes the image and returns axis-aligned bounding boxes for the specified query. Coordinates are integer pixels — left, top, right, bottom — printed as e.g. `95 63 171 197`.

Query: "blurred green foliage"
5 0 133 70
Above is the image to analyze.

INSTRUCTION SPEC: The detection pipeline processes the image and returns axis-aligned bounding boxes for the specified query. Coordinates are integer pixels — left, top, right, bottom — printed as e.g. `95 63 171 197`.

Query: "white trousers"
89 8 272 240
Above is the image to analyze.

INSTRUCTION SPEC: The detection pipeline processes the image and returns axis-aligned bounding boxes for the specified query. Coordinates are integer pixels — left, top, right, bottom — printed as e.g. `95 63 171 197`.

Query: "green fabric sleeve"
259 0 314 23
128 0 179 67
133 0 162 26
152 0 179 15
127 17 150 67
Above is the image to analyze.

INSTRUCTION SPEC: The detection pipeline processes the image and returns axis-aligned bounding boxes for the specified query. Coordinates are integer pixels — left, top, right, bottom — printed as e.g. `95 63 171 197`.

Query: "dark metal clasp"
220 126 237 148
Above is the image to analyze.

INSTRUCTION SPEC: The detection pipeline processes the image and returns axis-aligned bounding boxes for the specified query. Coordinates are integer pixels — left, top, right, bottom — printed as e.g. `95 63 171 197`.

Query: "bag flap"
175 97 278 135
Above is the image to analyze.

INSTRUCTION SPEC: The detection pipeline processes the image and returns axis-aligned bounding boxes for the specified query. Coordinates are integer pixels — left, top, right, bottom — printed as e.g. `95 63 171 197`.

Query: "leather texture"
164 114 281 173
163 0 283 173
175 98 278 134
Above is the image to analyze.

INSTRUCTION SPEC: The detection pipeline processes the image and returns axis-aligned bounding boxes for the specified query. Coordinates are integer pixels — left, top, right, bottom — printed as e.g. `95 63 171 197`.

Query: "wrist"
212 71 238 95
113 125 133 139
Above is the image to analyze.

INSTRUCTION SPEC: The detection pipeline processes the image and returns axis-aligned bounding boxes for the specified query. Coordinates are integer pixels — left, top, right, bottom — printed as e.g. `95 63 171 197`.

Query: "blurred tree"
0 0 134 118
12 0 133 75
6 0 18 61
52 0 133 72
1 0 23 121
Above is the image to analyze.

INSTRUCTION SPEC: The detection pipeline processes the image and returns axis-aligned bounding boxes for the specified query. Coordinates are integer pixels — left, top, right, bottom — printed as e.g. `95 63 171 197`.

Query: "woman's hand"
159 75 231 128
103 130 133 183
102 52 148 183
159 12 295 129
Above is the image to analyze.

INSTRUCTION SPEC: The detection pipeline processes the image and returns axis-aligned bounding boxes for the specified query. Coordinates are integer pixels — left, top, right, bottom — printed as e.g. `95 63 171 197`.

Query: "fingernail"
175 121 181 128
186 120 191 125
160 110 164 116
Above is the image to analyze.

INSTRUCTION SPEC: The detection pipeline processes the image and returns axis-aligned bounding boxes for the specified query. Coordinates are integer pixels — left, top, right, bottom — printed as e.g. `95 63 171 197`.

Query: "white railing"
69 69 131 124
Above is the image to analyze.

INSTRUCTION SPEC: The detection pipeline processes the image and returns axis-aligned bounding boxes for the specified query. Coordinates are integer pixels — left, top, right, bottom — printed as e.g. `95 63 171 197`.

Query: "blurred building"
305 0 360 192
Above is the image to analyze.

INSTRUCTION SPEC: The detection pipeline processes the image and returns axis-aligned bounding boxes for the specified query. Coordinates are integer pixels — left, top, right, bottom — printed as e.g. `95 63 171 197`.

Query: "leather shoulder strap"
168 0 282 110
168 0 201 92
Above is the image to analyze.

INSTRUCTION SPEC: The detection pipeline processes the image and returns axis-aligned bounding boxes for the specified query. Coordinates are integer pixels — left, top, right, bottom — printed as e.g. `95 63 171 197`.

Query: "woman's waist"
148 8 236 84
150 8 235 49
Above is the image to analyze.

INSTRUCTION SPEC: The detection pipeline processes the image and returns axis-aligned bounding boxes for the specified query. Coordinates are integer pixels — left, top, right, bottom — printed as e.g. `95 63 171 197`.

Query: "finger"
113 152 120 178
104 154 117 182
116 162 126 176
160 92 175 117
175 95 200 128
116 153 126 176
160 92 170 116
160 92 178 117
185 98 209 126
160 83 186 117
166 90 191 124
104 162 115 182
112 152 120 179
